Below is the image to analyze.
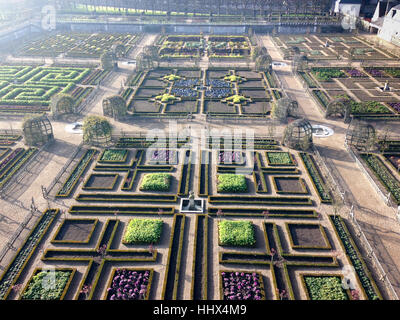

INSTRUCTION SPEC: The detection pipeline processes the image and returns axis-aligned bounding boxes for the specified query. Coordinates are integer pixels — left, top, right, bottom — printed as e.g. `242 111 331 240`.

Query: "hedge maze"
0 66 103 115
0 135 384 300
17 32 139 58
125 67 279 118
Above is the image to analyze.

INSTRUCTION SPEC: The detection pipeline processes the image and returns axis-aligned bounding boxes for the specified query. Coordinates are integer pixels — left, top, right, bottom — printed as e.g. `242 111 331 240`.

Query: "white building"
378 4 400 45
334 0 362 17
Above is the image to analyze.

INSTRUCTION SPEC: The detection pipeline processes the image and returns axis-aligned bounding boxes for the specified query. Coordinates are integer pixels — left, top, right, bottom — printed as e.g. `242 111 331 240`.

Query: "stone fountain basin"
179 198 205 213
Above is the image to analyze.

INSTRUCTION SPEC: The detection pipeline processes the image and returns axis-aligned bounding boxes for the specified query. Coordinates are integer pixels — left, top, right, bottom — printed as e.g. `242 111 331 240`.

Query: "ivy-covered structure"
101 51 117 70
50 94 76 118
83 115 112 146
282 118 313 151
102 95 127 120
23 114 54 146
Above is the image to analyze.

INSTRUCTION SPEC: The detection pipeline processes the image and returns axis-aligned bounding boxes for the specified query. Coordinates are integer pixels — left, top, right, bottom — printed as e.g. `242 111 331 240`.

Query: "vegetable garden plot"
0 141 384 300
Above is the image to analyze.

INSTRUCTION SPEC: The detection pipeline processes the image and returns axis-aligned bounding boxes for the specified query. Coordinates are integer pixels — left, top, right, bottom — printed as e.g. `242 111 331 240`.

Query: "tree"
271 97 290 122
101 51 115 70
102 95 127 120
255 54 272 71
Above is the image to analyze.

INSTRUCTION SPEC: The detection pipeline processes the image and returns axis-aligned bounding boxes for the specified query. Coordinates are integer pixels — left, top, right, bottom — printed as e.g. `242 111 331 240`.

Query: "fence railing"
315 143 399 300
46 143 83 198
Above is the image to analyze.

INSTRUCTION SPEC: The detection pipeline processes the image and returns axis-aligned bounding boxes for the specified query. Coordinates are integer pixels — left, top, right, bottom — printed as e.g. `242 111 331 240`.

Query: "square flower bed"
21 269 74 300
218 151 244 165
149 149 177 164
266 152 295 166
218 220 255 247
139 173 171 191
123 218 163 244
106 269 152 300
99 149 128 162
302 275 349 300
217 174 248 193
221 271 264 300
345 69 367 78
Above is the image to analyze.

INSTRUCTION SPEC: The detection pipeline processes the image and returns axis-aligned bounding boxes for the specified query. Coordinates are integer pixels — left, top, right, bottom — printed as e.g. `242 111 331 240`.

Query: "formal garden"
16 32 140 58
156 35 252 60
0 65 111 115
297 66 400 121
273 34 398 61
123 67 279 118
0 134 383 300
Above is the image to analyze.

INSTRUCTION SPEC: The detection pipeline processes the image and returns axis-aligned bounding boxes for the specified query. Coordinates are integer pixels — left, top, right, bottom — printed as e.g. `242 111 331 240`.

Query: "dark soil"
54 220 96 242
288 224 327 248
85 174 118 189
274 178 306 193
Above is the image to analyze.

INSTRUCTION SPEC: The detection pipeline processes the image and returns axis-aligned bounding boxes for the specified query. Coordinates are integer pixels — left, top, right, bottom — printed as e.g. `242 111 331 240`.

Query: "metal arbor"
50 94 76 118
345 119 376 151
325 97 351 123
282 118 313 150
102 95 127 120
23 114 54 146
83 115 112 147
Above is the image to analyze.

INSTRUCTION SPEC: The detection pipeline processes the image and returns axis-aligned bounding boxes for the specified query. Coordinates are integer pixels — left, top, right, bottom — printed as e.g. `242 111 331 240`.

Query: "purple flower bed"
346 69 366 77
107 269 150 300
221 271 264 300
366 69 385 78
218 151 242 164
388 103 400 113
0 148 22 172
151 150 175 163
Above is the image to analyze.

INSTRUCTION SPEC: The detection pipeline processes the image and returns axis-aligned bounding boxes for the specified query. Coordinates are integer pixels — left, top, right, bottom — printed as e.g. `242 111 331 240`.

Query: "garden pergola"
23 114 54 146
282 118 313 150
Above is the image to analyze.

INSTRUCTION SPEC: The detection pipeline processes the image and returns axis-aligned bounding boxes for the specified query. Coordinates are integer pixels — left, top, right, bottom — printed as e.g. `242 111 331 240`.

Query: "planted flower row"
300 153 332 203
0 210 58 299
56 149 96 197
360 153 400 204
330 215 381 300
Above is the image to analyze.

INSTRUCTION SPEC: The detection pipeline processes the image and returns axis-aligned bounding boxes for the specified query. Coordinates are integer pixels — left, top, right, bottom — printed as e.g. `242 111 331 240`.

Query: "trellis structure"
325 97 351 123
50 94 76 118
282 118 313 151
102 95 127 120
345 119 376 151
22 114 54 146
83 115 112 147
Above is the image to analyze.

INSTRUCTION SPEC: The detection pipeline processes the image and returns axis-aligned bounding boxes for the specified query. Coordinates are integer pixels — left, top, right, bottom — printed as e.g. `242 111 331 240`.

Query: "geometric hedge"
0 66 90 113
